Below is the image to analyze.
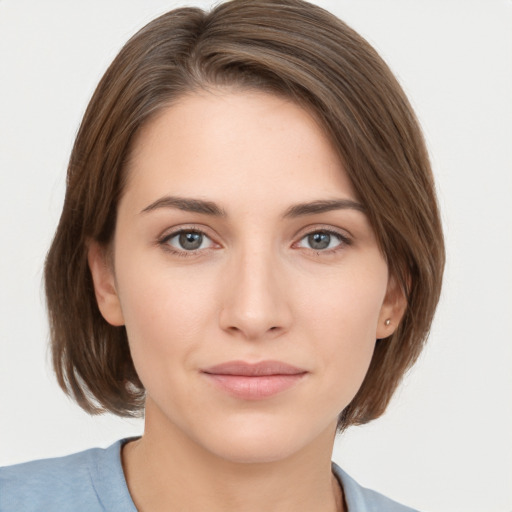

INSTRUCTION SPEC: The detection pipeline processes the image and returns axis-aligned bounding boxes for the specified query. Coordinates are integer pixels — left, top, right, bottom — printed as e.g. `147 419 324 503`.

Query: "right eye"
161 229 215 253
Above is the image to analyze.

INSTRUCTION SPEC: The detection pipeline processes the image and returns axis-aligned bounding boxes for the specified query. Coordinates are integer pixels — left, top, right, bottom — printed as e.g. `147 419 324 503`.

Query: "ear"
376 273 407 340
87 240 125 326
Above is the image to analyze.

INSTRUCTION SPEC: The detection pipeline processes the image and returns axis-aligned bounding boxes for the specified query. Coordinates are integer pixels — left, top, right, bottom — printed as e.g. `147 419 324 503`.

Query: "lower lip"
203 373 306 400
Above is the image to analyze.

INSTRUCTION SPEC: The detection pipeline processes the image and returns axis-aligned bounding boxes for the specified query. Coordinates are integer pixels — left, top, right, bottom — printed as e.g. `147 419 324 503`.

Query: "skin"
88 90 405 512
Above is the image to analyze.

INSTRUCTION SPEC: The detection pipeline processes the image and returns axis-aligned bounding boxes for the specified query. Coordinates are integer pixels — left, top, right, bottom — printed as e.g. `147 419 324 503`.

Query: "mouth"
201 360 308 400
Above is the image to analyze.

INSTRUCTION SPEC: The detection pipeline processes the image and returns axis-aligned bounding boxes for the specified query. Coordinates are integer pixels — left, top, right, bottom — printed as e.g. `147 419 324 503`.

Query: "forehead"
123 90 356 212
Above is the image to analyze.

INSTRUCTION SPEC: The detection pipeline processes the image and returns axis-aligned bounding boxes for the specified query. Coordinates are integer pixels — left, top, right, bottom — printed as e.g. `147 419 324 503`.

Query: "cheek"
301 263 388 344
298 263 388 399
114 256 219 377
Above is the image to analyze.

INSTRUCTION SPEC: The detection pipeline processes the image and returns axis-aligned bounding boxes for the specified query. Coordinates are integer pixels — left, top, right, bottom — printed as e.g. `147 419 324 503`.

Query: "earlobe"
87 240 125 326
376 274 407 340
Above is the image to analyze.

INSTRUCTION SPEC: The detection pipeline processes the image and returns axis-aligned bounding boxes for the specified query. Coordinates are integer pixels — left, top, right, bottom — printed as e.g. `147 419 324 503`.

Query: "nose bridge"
219 238 291 340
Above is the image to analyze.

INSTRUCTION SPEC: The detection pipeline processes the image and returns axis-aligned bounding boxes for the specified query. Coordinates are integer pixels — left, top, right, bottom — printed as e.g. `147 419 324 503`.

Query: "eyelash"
293 228 352 254
158 226 216 258
158 226 352 258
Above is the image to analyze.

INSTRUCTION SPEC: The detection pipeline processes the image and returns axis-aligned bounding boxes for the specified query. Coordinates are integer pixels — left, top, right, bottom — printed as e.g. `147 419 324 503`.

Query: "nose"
218 246 292 341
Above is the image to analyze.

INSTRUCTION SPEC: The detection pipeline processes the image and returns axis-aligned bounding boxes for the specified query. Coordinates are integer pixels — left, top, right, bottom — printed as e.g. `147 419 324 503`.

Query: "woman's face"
90 90 400 463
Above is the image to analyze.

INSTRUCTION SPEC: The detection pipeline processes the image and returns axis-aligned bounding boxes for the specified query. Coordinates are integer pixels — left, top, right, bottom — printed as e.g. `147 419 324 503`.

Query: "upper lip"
202 360 307 376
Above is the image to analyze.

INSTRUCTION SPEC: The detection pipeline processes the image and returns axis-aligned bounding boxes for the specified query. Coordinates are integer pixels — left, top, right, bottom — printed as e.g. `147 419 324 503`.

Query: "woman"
0 1 444 511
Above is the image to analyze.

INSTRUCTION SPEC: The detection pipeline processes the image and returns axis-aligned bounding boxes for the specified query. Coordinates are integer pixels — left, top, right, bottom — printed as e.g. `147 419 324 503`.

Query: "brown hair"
45 0 445 429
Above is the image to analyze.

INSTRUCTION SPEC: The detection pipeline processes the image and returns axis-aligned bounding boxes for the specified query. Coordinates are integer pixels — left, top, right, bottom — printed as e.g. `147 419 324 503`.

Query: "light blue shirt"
0 439 419 511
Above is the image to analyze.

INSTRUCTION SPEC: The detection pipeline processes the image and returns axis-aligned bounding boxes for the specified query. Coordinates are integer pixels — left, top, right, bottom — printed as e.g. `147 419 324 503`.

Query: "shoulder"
0 439 136 512
0 447 100 512
332 463 421 512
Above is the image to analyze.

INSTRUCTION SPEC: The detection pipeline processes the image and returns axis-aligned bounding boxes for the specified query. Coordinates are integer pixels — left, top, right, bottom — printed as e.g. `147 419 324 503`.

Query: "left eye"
164 230 214 251
297 231 345 251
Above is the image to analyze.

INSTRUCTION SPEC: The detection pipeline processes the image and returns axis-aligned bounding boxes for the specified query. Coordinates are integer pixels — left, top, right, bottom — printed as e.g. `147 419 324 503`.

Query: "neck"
122 401 344 512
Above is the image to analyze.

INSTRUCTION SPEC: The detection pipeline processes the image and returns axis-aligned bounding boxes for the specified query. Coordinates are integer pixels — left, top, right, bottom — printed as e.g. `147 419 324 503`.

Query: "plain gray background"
1 1 511 511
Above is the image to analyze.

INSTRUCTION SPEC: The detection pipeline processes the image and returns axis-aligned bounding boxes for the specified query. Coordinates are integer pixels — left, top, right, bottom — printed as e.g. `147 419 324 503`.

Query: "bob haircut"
45 0 445 430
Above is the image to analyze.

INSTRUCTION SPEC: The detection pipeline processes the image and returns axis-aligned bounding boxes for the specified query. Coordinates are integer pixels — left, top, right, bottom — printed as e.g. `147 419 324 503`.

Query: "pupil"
309 232 330 250
179 231 202 250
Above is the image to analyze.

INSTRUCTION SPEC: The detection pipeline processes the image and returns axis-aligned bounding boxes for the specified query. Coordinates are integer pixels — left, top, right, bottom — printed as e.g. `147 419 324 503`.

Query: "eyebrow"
282 199 366 218
140 196 365 217
141 196 227 216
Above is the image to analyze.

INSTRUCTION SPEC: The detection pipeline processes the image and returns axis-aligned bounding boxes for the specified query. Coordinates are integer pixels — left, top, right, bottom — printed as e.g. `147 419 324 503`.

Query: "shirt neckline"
97 437 360 512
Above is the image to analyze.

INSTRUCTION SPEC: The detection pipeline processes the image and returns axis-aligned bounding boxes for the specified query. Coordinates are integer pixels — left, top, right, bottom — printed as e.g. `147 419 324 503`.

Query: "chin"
208 435 304 464
194 413 335 465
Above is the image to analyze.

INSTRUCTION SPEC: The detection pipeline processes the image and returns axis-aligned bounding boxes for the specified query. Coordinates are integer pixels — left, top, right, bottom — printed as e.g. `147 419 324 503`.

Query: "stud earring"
384 319 391 326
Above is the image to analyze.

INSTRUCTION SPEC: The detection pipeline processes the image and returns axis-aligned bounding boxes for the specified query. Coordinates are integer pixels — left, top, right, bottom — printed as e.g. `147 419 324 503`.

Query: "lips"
201 360 307 400
203 360 306 376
